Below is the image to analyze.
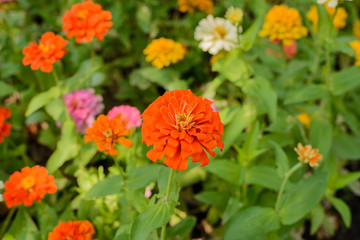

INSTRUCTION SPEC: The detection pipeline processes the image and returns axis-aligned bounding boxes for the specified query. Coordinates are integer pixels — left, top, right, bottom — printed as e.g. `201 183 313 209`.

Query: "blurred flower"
62 0 113 43
144 187 152 199
317 0 338 7
195 15 237 55
178 0 213 14
84 114 133 156
0 106 11 143
22 32 68 73
210 52 225 66
0 180 3 202
141 89 224 171
48 220 95 240
282 39 297 59
296 112 311 128
143 38 186 69
307 5 347 31
225 6 243 25
353 20 360 39
349 40 360 66
3 165 57 208
64 89 104 134
259 5 308 46
294 143 322 167
108 105 142 129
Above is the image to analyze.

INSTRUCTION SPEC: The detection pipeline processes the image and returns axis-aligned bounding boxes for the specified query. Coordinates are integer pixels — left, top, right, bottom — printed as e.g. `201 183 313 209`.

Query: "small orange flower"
294 143 323 167
48 220 95 240
3 165 57 208
141 89 224 171
0 107 11 143
62 0 113 43
22 32 68 73
84 114 133 155
178 0 213 14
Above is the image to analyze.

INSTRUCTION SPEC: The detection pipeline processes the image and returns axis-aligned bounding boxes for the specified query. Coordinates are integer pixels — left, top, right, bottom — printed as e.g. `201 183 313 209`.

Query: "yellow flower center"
175 112 194 131
215 26 227 39
77 9 89 19
21 177 35 190
39 43 54 53
102 128 113 138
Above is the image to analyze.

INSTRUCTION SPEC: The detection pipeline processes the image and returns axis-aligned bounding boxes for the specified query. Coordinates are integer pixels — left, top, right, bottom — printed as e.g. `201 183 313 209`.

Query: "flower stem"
160 168 175 240
152 230 159 240
0 207 16 239
275 162 302 212
52 69 60 86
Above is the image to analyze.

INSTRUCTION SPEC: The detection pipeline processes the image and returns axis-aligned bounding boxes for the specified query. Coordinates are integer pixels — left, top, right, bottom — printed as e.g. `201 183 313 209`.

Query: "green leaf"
130 200 176 240
36 203 58 240
0 81 17 99
224 206 280 240
310 118 332 157
243 121 261 162
45 98 67 123
284 84 328 105
166 217 196 240
127 165 161 190
279 172 328 225
245 166 283 191
241 12 265 51
243 77 277 121
195 190 230 211
334 171 360 190
204 159 240 184
332 134 360 160
25 86 60 117
269 140 289 178
46 120 80 173
223 197 244 224
332 66 360 95
84 175 123 199
136 4 151 33
5 207 38 240
310 205 325 235
327 196 351 228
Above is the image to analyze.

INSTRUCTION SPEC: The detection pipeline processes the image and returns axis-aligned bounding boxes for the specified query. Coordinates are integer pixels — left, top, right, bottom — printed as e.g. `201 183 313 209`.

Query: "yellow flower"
349 40 360 66
143 38 186 69
296 112 311 128
307 5 347 32
210 52 225 66
225 6 243 25
353 20 360 39
294 143 323 167
259 5 308 46
178 0 213 14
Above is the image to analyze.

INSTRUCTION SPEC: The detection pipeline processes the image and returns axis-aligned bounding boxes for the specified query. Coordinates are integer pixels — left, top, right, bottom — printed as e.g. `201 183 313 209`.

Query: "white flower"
317 0 338 7
0 194 3 202
225 6 243 25
0 181 3 189
195 15 238 55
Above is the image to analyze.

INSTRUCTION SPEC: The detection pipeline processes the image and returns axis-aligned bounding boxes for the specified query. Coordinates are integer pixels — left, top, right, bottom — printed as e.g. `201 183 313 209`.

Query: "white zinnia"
317 0 338 7
195 15 237 55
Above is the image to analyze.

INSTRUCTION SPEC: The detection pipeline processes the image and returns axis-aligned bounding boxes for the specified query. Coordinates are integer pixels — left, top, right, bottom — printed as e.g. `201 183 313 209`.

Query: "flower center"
175 112 194 131
215 26 227 39
102 128 113 138
39 43 54 53
21 177 35 190
77 9 89 19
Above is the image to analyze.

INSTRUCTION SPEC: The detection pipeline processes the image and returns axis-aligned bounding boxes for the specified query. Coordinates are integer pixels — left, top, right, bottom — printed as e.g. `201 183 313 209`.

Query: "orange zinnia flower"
62 0 113 43
3 165 57 208
84 114 133 155
294 143 323 167
0 107 11 143
141 89 224 171
48 220 95 240
22 32 68 73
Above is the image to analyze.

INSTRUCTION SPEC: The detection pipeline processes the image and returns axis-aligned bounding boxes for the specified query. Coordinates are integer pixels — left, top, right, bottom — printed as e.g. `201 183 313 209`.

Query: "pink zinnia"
108 105 142 129
64 89 104 134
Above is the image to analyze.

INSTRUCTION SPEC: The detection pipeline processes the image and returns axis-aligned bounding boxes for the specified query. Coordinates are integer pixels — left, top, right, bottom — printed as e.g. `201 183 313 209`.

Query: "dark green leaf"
84 175 123 199
327 196 351 228
332 66 360 95
284 84 328 105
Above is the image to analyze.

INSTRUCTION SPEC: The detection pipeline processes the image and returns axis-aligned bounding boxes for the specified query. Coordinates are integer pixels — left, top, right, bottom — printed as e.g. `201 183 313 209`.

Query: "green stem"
152 230 159 240
160 169 175 240
52 69 60 86
275 162 302 212
0 207 16 239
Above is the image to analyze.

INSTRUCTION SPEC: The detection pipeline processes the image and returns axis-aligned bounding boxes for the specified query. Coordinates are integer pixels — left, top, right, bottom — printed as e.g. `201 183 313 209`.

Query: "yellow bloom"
353 20 360 39
349 40 360 66
225 6 243 25
210 52 225 66
259 5 308 46
307 5 347 32
178 0 213 14
294 143 323 167
296 112 311 128
143 38 186 69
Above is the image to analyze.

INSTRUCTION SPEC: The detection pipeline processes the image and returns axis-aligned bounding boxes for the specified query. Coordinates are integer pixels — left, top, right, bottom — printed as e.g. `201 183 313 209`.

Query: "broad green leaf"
195 190 230 211
5 207 38 240
241 11 265 51
327 196 351 227
317 5 336 42
136 4 151 33
310 118 332 157
178 166 207 188
243 77 277 121
127 165 161 190
25 86 60 117
310 205 325 235
332 66 360 95
332 134 360 160
125 189 149 213
245 166 283 191
84 175 122 199
0 81 16 98
130 200 176 240
284 84 328 105
224 206 280 240
45 98 67 123
36 203 58 240
279 172 328 225
269 140 289 178
334 171 360 190
166 217 196 240
243 121 261 162
223 197 244 224
204 159 240 184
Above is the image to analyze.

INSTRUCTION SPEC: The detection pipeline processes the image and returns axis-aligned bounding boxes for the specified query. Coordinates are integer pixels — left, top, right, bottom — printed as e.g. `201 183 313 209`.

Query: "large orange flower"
48 220 95 240
0 107 11 143
62 0 113 43
141 89 224 171
22 32 68 73
3 165 57 208
84 114 133 155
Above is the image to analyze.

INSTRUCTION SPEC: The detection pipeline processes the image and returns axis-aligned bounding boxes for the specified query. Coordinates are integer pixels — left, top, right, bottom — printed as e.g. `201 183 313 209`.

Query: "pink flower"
64 89 104 134
108 105 142 129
